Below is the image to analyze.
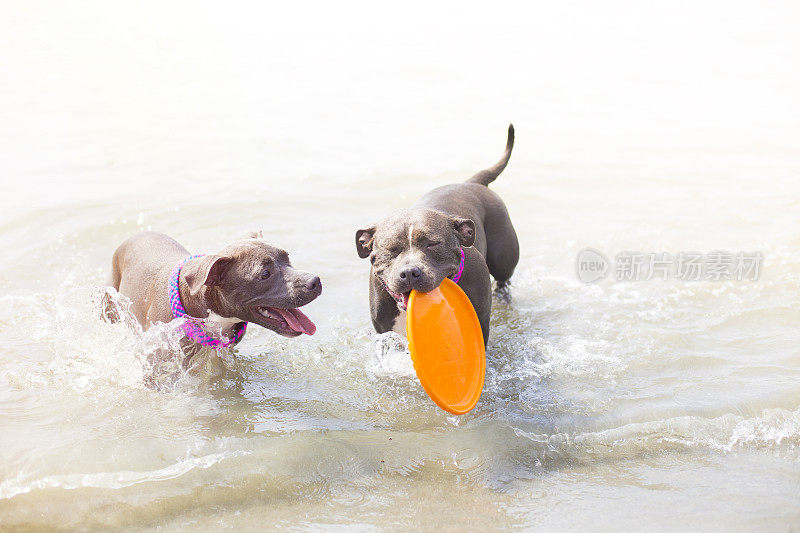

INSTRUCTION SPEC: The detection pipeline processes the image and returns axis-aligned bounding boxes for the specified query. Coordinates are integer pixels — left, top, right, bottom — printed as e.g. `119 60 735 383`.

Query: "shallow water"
1 1 799 530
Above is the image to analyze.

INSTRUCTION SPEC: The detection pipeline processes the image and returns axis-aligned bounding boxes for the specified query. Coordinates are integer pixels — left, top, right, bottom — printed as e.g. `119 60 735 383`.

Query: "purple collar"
452 247 465 284
168 254 247 348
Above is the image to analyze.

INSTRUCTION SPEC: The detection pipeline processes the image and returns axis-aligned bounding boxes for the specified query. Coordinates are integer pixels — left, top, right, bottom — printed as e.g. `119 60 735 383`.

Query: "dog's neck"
178 277 241 334
169 255 247 347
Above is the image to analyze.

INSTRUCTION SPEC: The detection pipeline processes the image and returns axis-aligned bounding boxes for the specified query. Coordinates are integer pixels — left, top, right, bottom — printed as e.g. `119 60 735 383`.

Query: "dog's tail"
466 123 514 186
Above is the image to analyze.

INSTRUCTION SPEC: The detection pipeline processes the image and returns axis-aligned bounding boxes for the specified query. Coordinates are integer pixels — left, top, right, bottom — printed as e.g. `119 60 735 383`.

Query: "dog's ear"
451 217 476 247
184 255 235 294
242 230 263 239
355 227 376 259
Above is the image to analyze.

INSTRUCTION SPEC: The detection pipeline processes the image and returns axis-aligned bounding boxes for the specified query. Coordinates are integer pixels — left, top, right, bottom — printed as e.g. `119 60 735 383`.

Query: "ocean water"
1 1 798 530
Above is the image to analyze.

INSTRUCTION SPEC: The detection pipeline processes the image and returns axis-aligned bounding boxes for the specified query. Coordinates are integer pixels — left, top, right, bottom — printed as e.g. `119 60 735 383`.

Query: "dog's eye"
427 241 441 248
260 269 271 280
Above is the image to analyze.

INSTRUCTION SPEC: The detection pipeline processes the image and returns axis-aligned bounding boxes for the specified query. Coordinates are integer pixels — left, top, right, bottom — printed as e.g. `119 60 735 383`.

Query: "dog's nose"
305 276 322 293
305 276 321 292
399 266 422 280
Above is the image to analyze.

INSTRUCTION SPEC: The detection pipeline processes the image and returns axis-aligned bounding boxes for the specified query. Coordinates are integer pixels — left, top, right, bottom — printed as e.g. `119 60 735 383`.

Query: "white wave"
512 406 800 456
4 286 207 394
0 450 249 500
366 331 415 377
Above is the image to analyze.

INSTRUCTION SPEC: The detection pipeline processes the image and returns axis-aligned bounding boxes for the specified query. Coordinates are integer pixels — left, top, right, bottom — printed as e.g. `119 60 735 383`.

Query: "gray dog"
107 231 322 362
355 125 519 344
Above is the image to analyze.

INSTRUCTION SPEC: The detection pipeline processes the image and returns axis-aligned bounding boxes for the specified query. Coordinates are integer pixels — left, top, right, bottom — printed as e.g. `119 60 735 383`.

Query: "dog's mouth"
384 286 412 311
253 306 316 337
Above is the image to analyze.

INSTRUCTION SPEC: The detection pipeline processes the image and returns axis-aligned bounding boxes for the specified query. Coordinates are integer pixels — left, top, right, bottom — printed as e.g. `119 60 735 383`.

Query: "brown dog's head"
182 233 322 337
355 208 474 310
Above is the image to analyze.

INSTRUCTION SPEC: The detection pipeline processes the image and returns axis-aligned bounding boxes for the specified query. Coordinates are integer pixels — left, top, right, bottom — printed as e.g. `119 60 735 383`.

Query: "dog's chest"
391 309 407 336
206 312 242 336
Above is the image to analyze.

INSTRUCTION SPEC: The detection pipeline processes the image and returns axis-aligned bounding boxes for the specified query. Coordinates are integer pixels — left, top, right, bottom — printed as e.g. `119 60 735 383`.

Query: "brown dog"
107 231 321 362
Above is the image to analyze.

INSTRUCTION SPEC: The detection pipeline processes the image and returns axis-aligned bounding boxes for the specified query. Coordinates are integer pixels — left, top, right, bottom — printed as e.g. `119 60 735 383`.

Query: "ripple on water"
1 266 799 528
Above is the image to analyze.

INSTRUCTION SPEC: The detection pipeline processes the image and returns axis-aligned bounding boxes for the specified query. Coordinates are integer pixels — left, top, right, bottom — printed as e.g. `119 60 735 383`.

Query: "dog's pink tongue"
275 308 316 335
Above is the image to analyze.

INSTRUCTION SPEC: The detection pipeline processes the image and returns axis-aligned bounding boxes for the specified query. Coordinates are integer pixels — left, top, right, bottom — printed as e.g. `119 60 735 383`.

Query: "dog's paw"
494 280 512 303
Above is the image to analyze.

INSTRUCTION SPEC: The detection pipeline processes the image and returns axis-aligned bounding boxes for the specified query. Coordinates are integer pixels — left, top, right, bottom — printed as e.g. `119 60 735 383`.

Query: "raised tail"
466 123 515 186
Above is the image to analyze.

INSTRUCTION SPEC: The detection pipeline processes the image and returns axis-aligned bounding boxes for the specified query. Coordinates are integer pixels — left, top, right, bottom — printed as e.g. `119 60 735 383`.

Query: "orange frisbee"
406 278 485 415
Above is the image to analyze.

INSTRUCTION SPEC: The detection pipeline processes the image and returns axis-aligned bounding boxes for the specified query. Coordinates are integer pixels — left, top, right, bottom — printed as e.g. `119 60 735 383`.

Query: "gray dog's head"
182 232 322 337
355 209 475 310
